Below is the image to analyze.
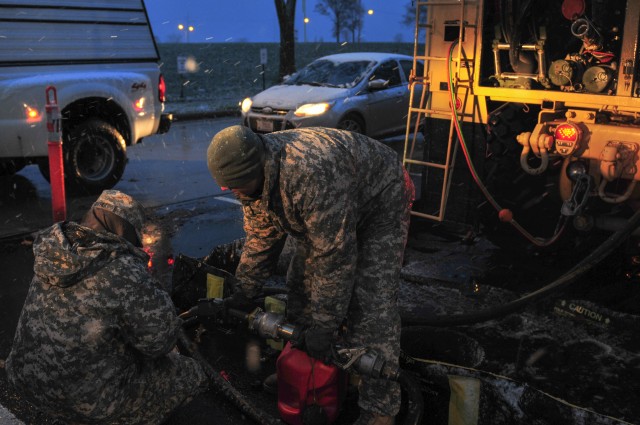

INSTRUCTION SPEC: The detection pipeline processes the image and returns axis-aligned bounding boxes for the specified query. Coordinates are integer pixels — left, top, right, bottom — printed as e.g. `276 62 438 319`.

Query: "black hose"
262 287 289 296
177 329 282 425
401 208 640 327
398 370 424 425
180 324 422 425
508 0 534 72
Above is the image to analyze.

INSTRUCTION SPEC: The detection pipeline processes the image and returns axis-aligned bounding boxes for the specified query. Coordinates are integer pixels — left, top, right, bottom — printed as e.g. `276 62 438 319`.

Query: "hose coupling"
248 309 297 340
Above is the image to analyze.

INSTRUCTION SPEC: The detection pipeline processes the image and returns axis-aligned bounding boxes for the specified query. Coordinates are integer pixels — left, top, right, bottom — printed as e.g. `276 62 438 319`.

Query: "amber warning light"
553 122 582 155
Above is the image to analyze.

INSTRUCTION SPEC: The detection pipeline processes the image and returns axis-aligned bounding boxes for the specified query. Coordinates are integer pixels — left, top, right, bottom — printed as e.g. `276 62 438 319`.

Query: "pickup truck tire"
39 119 127 194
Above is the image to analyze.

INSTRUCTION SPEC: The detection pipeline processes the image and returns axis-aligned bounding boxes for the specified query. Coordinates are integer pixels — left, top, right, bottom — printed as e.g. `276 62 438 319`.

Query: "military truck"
403 0 640 252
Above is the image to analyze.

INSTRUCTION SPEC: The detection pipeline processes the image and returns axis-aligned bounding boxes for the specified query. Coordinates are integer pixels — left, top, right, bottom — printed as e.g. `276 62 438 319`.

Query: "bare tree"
315 0 353 43
344 1 365 43
402 1 426 41
275 0 297 80
401 1 415 27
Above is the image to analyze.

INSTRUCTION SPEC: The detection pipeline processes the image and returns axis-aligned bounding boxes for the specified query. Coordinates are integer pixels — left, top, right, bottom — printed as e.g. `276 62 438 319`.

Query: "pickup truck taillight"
158 74 166 103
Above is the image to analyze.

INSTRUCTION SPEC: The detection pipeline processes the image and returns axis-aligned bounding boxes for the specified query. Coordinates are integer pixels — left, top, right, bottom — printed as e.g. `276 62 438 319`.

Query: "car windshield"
285 59 374 88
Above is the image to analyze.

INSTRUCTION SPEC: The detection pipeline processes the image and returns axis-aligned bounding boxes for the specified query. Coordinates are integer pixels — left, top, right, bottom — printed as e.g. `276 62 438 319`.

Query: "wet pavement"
1 117 639 424
0 116 242 239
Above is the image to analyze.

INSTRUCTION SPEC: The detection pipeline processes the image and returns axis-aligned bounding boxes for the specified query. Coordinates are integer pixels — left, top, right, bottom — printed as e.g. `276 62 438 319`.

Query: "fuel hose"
401 207 640 327
177 328 282 425
446 39 566 247
180 308 424 425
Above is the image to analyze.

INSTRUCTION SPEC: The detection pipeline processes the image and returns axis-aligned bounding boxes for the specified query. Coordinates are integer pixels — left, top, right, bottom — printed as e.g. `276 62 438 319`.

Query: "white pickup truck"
0 0 171 192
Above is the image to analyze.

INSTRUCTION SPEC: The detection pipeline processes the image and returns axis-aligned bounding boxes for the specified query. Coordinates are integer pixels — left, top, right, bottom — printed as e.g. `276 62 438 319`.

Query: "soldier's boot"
353 410 395 425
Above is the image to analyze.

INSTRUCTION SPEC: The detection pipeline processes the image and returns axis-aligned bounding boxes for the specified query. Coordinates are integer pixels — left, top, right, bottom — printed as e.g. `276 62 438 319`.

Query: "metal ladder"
402 0 484 221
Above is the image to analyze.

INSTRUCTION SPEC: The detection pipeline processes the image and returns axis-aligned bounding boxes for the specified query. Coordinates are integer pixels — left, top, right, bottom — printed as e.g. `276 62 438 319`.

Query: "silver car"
240 52 424 139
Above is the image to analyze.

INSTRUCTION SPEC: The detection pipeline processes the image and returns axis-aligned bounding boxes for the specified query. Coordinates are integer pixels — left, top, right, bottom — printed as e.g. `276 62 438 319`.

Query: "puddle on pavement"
141 197 244 289
171 212 244 259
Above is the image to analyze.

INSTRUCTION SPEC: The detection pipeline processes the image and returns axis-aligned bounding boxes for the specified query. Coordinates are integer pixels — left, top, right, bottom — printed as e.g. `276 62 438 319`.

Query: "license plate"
256 119 274 132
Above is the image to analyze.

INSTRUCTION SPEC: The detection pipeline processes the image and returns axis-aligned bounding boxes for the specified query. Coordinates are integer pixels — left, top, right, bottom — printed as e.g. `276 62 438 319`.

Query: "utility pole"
303 0 307 43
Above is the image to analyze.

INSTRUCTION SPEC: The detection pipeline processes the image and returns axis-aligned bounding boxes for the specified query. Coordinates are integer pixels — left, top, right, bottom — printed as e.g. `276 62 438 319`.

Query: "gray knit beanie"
207 125 265 188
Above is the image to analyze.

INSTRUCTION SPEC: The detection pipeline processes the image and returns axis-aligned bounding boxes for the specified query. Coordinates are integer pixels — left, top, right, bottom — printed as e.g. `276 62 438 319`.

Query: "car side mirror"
368 79 389 91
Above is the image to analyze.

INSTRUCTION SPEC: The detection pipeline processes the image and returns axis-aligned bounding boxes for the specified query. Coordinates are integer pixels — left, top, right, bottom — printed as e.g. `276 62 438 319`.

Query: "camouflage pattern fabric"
91 189 146 244
6 221 208 424
235 127 412 416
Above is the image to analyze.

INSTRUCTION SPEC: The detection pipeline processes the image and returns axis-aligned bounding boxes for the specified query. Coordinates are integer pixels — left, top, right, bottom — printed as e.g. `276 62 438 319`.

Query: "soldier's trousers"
286 166 413 417
110 353 208 425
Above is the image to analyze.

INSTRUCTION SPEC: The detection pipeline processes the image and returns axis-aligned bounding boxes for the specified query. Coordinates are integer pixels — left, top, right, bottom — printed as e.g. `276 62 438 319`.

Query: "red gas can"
277 342 347 425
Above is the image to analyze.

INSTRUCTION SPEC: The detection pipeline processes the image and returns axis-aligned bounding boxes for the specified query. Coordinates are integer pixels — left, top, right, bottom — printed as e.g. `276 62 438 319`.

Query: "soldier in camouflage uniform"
207 125 414 425
5 190 208 425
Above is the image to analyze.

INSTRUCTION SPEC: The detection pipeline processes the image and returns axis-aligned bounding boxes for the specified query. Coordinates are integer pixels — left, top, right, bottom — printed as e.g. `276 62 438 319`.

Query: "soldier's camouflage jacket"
6 221 185 422
236 127 406 329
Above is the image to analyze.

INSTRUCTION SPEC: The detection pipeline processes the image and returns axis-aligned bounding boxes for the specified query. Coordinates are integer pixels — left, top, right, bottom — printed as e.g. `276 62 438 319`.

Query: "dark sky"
146 0 413 43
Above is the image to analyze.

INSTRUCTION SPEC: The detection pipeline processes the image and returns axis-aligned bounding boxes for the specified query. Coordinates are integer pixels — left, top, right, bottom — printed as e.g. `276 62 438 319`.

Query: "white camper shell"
0 0 171 192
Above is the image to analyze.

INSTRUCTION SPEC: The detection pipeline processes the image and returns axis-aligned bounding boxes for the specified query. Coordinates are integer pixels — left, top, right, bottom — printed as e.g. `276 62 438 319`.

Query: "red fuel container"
277 342 347 425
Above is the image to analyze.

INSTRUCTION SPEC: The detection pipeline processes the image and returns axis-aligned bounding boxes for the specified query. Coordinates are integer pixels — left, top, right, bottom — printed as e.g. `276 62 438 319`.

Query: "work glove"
223 291 257 314
302 326 335 362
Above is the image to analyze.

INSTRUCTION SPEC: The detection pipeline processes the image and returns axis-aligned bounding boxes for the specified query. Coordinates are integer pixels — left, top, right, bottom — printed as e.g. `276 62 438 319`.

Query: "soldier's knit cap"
207 125 264 188
91 190 146 244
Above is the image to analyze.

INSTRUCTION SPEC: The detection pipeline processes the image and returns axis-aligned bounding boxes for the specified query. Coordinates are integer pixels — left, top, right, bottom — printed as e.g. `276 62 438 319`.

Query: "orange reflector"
448 97 463 111
134 97 145 111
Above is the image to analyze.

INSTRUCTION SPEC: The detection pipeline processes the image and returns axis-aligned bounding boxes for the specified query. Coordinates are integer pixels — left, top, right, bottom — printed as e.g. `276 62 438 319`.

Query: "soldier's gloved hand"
302 326 335 362
223 292 257 313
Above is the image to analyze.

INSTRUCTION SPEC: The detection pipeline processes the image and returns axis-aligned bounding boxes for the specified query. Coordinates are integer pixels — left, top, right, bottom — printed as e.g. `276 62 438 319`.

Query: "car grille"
250 107 289 115
246 106 296 133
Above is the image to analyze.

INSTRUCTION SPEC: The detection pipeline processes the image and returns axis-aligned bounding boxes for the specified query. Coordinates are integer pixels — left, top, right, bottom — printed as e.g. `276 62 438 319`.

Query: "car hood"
250 84 353 109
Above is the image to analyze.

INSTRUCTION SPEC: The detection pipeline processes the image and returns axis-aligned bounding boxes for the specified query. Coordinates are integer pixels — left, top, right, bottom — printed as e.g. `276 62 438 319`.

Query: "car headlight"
241 98 253 113
294 102 332 117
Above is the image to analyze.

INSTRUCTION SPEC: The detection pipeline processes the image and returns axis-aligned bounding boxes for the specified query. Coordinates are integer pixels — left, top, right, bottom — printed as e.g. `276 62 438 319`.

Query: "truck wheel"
39 119 127 194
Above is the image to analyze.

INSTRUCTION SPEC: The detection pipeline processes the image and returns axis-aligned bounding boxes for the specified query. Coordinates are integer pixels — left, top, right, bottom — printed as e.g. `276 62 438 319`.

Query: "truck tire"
39 119 127 194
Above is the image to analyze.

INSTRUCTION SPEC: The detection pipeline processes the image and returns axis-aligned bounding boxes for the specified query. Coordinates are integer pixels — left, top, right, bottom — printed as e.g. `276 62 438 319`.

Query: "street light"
178 23 195 43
